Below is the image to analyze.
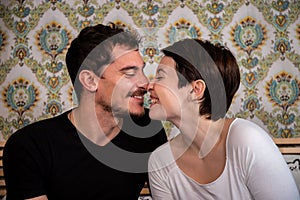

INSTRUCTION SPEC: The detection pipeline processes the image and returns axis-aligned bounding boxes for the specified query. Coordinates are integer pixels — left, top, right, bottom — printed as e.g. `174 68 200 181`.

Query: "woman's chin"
149 108 167 121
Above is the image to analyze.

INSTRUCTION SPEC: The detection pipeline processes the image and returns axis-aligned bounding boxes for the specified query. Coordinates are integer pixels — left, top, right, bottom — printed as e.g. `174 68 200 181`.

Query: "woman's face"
148 56 188 124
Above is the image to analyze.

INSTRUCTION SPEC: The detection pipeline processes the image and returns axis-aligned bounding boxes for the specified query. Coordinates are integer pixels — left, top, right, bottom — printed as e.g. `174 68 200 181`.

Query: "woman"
148 39 299 199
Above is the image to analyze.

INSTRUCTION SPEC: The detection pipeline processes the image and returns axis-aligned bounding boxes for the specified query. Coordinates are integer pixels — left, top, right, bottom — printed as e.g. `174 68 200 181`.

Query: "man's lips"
131 95 144 100
130 90 146 101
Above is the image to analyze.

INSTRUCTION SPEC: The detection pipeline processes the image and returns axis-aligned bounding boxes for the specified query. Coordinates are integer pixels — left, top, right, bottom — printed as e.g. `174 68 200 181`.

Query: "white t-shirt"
148 118 300 200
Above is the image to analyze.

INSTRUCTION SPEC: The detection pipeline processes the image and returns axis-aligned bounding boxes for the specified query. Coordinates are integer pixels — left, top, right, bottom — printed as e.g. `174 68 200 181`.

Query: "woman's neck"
174 117 228 159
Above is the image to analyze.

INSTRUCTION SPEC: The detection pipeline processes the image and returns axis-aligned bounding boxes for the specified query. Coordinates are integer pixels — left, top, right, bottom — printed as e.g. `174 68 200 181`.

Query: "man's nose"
137 73 149 89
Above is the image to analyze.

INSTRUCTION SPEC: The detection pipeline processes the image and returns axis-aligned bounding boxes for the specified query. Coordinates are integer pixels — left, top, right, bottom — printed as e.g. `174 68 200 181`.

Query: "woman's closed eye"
154 75 164 81
154 68 166 81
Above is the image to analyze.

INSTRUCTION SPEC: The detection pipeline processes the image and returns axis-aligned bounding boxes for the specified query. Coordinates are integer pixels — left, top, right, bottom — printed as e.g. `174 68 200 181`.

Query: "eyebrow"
119 62 146 72
156 68 167 74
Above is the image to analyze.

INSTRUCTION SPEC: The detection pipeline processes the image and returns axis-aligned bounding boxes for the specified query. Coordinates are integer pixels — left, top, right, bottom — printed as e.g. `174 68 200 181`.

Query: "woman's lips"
150 95 159 106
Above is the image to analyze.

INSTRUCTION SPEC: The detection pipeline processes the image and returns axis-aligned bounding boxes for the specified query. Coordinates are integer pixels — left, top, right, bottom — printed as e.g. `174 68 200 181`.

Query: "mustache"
130 89 147 97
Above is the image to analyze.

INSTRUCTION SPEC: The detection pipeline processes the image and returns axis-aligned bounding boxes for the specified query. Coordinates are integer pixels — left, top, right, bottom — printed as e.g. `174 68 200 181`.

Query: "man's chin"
128 101 145 118
112 106 145 118
129 108 145 118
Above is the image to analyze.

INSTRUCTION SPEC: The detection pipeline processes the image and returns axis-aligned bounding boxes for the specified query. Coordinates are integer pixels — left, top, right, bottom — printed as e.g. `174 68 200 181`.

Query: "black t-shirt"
3 110 167 200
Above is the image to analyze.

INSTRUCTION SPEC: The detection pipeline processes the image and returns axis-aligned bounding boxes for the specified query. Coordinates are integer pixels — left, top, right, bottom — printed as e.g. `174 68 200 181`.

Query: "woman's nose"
147 81 154 91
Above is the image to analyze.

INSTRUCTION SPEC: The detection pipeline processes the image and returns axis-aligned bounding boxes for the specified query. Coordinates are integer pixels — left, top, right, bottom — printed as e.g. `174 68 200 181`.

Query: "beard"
128 103 145 118
98 98 145 118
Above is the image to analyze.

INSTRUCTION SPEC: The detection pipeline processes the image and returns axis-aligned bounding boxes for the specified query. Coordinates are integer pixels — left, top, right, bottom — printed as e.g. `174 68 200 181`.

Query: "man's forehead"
100 46 142 74
111 45 139 61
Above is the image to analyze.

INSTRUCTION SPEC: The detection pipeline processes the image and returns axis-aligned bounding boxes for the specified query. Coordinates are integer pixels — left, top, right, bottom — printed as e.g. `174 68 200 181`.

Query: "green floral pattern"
0 0 300 140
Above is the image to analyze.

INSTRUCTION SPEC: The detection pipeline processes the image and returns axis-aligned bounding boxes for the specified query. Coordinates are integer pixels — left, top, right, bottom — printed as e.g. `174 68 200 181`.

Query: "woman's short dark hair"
65 23 140 100
162 39 240 120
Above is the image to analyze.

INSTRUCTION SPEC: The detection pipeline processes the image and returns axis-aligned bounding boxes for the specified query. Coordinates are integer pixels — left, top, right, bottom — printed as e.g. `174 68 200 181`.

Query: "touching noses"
147 80 154 92
137 72 149 89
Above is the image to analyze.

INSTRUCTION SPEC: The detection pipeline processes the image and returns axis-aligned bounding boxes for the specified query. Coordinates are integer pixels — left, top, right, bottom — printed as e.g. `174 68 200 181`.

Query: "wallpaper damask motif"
0 0 299 141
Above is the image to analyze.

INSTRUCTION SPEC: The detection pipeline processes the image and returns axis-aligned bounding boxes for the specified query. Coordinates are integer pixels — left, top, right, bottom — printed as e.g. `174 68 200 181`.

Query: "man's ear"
78 70 99 92
191 79 206 99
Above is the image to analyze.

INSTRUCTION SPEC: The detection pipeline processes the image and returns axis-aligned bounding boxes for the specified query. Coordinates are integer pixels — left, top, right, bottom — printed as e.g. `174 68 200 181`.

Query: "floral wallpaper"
0 0 300 141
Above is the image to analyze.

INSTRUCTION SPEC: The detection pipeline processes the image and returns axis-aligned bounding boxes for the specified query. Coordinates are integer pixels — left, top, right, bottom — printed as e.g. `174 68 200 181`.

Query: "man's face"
96 47 148 117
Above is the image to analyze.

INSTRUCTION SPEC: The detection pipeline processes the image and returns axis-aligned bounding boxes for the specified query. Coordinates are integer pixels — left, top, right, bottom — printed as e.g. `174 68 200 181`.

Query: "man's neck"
69 105 123 146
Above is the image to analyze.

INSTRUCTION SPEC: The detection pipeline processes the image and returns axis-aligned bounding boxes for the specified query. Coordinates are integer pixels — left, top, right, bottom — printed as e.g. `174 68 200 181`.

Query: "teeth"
151 98 158 104
133 96 143 99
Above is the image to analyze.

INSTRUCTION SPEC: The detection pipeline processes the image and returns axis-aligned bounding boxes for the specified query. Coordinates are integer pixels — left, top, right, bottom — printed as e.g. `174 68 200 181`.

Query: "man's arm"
3 129 48 199
26 195 48 200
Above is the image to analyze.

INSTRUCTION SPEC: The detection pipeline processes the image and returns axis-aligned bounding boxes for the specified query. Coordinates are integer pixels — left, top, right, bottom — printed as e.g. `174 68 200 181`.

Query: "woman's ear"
78 70 99 92
191 79 206 99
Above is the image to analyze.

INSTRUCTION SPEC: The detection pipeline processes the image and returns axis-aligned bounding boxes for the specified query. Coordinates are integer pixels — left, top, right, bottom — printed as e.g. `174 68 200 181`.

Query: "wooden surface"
0 141 6 198
273 138 300 154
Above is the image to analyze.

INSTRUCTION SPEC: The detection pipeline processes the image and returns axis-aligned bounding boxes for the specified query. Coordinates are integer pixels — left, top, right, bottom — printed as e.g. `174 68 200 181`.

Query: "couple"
3 24 299 200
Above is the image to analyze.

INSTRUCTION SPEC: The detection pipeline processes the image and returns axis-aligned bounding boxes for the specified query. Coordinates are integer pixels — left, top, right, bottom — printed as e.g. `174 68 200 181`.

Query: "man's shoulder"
6 111 70 145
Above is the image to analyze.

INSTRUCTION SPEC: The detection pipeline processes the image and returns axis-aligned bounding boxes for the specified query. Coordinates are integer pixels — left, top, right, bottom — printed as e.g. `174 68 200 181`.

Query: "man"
3 23 167 200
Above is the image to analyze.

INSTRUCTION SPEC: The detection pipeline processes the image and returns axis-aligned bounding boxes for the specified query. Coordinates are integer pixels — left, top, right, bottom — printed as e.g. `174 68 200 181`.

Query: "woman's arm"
238 122 300 199
148 169 173 200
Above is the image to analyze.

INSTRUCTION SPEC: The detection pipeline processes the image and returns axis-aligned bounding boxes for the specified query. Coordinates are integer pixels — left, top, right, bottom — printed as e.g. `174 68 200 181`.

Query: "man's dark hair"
65 23 140 100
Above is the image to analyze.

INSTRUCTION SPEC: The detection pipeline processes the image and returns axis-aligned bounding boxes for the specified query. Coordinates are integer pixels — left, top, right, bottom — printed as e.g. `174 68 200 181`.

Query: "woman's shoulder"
149 142 172 163
228 118 270 139
148 142 177 173
227 118 276 152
